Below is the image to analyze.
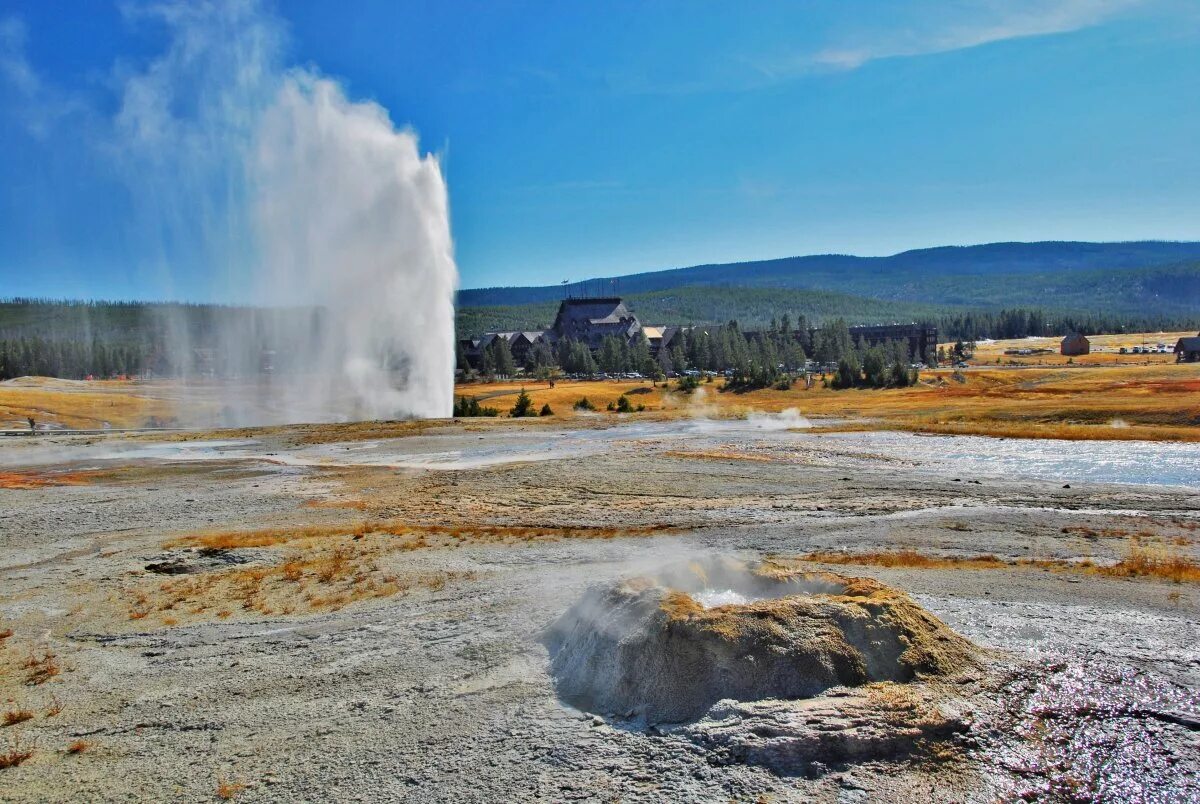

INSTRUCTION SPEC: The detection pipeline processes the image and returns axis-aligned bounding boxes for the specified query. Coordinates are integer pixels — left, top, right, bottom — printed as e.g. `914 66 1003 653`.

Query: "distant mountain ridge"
458 240 1200 308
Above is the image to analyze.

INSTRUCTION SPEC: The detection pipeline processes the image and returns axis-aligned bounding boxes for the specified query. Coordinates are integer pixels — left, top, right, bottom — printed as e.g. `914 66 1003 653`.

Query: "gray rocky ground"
0 418 1197 802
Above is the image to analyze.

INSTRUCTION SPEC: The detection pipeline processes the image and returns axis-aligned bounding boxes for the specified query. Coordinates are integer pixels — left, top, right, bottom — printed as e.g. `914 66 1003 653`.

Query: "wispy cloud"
0 15 85 136
609 0 1162 96
0 17 37 94
0 1 289 290
763 0 1150 76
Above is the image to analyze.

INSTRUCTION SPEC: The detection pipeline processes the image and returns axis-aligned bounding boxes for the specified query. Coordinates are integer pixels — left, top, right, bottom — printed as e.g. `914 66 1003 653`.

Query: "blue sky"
1 0 1199 300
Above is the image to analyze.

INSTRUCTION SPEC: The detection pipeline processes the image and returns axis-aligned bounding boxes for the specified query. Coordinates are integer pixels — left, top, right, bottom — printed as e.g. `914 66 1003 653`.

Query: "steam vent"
545 557 979 724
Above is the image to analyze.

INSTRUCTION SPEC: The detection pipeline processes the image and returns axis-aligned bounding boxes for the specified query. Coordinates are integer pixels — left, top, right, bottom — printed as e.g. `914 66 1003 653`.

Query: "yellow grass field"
2 333 1198 442
0 378 178 430
462 359 1200 442
958 331 1196 367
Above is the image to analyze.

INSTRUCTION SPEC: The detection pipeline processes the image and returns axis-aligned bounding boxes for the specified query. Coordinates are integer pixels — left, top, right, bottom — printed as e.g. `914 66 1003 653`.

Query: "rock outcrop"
544 557 978 724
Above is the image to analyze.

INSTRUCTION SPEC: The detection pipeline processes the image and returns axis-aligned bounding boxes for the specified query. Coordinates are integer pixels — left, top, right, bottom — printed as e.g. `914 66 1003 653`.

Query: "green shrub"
509 389 535 417
452 396 499 417
832 357 861 390
539 403 553 417
573 397 597 411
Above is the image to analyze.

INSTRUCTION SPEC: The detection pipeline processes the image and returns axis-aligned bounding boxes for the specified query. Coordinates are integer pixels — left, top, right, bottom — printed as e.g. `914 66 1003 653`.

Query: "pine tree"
491 337 515 378
509 388 535 417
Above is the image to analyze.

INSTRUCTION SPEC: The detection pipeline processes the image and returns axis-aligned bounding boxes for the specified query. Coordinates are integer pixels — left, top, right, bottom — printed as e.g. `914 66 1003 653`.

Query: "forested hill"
458 240 1200 308
455 285 1198 341
5 239 1200 379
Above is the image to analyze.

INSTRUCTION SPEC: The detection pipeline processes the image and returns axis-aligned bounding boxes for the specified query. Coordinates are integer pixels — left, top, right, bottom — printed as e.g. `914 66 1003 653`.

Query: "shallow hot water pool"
2 416 1196 489
694 589 759 608
818 430 1200 488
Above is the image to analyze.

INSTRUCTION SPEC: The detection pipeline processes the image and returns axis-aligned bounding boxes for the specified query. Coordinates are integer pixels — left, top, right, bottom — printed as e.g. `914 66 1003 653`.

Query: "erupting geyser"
545 557 978 724
112 1 458 424
251 74 457 422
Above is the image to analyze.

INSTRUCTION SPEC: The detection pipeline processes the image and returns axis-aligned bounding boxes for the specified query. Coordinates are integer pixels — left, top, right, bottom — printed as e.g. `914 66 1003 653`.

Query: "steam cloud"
251 75 457 421
59 1 458 423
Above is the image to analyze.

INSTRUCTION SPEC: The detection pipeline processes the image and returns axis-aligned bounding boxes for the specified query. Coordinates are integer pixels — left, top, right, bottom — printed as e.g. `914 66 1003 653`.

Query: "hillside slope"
458 241 1200 309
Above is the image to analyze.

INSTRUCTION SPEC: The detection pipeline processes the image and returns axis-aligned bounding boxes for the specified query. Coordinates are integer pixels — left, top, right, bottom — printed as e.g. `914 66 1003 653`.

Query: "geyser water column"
252 72 457 421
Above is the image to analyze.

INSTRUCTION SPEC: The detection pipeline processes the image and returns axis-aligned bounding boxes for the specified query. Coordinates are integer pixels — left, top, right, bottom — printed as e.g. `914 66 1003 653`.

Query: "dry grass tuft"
1099 541 1200 584
127 590 151 620
216 776 246 800
2 710 33 727
22 652 59 685
0 628 12 641
129 534 475 624
66 739 90 755
798 550 1007 570
43 696 63 718
0 736 33 769
168 520 674 552
797 538 1200 585
127 519 669 626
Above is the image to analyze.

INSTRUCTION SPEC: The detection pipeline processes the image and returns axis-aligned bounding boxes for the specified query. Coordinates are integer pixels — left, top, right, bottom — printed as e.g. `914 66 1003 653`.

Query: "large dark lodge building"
459 297 684 369
460 297 937 371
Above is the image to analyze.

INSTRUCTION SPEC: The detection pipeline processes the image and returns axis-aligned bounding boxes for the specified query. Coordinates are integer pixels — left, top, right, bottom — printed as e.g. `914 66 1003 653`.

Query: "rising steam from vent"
110 1 458 423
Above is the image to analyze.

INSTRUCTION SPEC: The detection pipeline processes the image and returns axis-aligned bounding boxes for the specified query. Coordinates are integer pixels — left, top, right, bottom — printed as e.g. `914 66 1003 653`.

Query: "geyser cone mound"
545 557 978 724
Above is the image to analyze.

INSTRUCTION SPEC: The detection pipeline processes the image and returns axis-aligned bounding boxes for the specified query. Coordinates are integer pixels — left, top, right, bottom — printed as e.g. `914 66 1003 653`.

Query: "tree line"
3 297 1195 382
0 337 150 381
935 308 1197 342
460 316 922 391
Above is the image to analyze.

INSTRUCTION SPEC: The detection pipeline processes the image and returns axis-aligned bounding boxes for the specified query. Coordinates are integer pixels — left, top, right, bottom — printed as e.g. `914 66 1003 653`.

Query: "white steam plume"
110 1 457 423
253 74 456 420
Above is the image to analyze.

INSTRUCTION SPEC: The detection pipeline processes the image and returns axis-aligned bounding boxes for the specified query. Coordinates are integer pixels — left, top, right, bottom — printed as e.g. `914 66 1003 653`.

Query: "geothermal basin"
1 416 1198 801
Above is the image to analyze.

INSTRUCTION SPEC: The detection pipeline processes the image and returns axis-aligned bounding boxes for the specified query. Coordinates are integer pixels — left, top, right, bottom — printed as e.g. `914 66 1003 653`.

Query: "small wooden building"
1060 333 1090 356
1175 336 1200 363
